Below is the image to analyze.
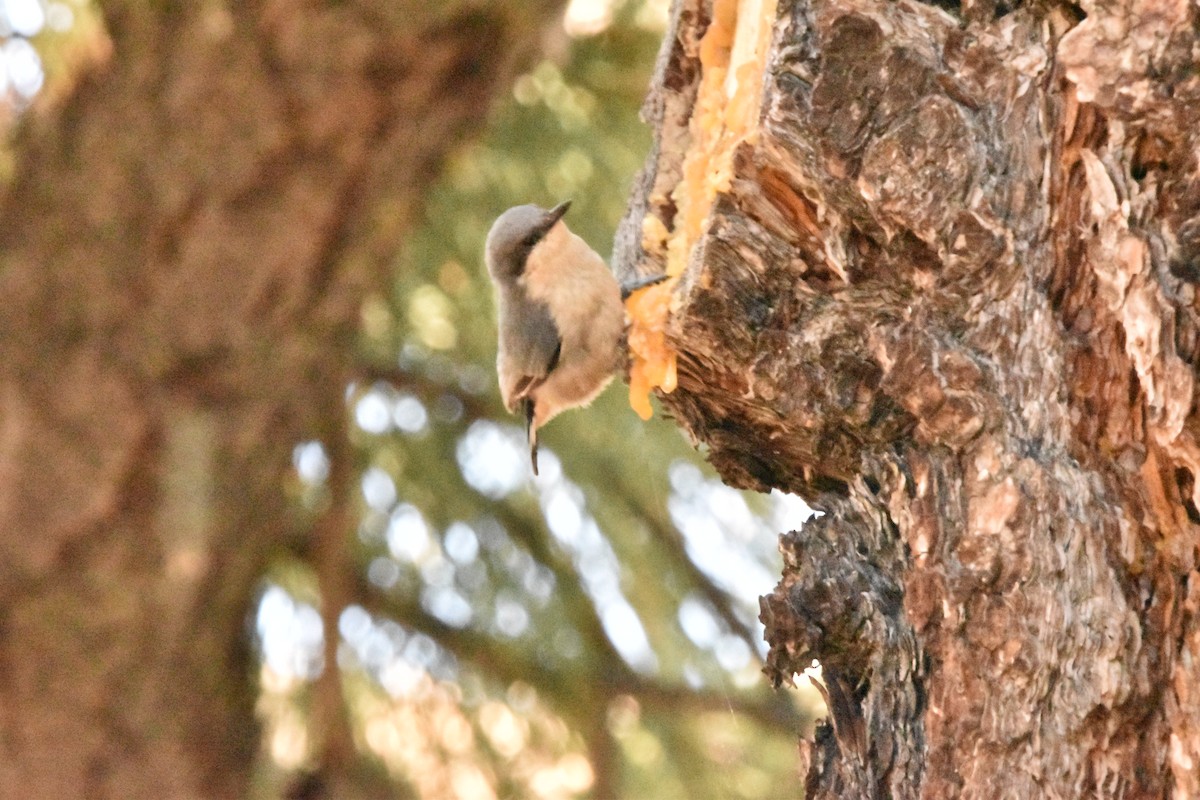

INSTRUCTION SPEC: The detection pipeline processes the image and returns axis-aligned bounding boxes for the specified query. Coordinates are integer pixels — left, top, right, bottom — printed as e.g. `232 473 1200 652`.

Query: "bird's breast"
525 225 621 336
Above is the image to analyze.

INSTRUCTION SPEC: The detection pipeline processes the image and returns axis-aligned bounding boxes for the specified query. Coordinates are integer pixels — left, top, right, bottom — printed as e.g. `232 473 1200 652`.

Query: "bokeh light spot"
3 0 44 37
387 504 433 563
443 522 480 564
393 393 429 434
361 466 397 511
678 596 721 649
355 389 393 434
456 421 529 499
367 556 401 589
256 586 324 681
493 593 530 638
292 440 330 485
4 37 44 98
422 586 473 629
563 0 613 37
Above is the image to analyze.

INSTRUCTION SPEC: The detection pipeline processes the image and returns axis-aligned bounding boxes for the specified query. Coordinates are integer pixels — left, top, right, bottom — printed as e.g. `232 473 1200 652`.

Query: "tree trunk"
616 0 1200 795
0 3 559 797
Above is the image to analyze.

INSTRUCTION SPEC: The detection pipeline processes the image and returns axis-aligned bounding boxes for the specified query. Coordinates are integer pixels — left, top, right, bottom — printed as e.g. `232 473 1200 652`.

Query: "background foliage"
2 1 820 797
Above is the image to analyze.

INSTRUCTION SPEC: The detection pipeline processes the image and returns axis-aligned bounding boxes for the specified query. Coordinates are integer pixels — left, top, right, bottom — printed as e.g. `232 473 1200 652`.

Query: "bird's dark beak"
546 200 572 227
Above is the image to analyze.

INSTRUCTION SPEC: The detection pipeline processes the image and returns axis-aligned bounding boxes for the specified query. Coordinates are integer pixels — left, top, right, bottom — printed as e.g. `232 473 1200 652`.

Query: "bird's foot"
620 273 669 301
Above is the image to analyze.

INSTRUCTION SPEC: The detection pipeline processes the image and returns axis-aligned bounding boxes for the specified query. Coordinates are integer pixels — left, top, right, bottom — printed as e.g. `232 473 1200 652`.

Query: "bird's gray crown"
485 201 571 279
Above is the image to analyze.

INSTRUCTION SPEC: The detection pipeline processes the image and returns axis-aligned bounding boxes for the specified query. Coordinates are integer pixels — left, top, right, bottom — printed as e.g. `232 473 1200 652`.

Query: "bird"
484 201 628 475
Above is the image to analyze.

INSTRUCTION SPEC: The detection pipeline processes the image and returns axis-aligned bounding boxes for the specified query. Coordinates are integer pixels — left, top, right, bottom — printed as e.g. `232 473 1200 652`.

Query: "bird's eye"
522 232 542 248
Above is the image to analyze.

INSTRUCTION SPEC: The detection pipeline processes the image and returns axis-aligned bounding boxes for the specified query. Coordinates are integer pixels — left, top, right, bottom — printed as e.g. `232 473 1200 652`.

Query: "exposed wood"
616 0 1200 794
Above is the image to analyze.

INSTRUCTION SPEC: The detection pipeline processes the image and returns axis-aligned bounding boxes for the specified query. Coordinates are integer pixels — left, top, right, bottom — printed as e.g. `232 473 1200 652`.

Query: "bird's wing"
498 295 561 412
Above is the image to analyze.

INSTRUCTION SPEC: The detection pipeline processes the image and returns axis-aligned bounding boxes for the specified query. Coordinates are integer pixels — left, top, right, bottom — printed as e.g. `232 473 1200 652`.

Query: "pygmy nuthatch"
485 201 624 475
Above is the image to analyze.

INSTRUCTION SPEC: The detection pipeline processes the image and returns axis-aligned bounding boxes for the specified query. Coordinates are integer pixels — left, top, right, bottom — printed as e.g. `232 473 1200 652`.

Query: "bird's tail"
523 398 539 475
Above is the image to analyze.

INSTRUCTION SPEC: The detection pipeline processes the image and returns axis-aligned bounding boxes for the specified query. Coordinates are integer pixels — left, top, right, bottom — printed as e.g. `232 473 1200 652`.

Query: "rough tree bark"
0 3 560 798
617 0 1200 796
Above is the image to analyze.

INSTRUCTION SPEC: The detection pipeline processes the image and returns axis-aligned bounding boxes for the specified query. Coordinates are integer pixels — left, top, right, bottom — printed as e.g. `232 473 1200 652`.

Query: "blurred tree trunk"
617 0 1200 795
0 2 560 798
